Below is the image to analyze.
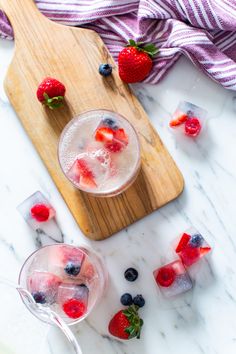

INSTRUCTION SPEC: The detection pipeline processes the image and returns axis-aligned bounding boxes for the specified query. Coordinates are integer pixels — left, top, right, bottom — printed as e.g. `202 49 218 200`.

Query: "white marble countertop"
1 37 236 354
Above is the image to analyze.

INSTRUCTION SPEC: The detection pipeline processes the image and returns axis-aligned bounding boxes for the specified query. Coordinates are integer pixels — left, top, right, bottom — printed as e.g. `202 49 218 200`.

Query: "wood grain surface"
0 0 184 240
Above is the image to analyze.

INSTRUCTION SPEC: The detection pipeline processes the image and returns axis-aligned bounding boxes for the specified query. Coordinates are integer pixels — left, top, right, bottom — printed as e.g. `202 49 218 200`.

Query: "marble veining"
1 38 236 353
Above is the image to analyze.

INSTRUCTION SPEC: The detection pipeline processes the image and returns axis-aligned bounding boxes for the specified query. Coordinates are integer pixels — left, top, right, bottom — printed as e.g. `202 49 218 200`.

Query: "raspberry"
185 117 201 136
30 204 50 222
156 266 175 287
105 141 124 152
63 298 87 319
180 246 200 266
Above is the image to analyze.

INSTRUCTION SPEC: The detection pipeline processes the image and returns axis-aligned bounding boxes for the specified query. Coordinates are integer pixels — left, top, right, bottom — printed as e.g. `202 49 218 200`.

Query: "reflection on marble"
1 37 236 353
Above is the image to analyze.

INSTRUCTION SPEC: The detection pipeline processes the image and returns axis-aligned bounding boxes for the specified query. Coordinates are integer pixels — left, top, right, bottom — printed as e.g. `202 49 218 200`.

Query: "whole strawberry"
118 39 158 83
37 77 66 109
108 305 143 340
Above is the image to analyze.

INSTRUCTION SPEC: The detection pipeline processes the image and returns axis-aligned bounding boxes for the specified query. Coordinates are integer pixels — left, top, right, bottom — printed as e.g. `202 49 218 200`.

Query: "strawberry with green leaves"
118 39 158 83
108 305 143 340
37 77 66 109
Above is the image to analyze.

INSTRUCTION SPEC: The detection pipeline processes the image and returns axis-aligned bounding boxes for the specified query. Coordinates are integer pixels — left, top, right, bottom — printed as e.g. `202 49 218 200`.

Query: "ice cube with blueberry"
17 191 63 245
27 271 62 305
175 228 211 267
57 283 89 319
169 101 207 137
153 260 193 298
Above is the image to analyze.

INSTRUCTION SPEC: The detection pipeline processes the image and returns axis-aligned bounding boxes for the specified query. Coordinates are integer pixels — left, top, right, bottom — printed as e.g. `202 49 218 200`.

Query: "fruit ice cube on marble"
17 191 63 245
153 260 193 298
57 283 89 319
169 101 207 137
175 228 211 267
27 271 62 304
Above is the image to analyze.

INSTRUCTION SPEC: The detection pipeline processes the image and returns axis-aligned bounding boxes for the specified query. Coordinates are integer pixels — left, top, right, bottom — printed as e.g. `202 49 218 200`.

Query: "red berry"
118 40 158 83
175 233 191 253
105 141 124 153
185 117 201 136
180 246 200 266
69 159 97 189
95 127 114 142
155 266 176 287
30 204 50 222
200 247 211 256
169 113 188 127
63 298 87 319
36 77 66 109
114 128 129 145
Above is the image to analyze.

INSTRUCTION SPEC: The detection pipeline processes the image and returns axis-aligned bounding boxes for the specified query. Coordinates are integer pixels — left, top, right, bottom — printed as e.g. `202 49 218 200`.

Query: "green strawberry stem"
43 92 64 110
123 304 144 339
127 39 158 58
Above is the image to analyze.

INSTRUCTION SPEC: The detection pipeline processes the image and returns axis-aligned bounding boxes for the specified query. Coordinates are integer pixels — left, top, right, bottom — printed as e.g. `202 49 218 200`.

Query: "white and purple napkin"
1 0 236 89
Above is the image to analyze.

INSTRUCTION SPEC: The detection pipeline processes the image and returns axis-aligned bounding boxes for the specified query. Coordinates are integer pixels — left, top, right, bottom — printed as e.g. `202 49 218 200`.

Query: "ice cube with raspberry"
153 260 192 298
175 228 211 267
169 101 207 137
27 271 62 305
17 191 63 244
57 283 89 319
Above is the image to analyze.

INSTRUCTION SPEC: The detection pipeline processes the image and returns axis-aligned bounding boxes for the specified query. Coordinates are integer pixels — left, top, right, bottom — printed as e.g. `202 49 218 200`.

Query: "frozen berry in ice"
63 298 87 319
99 64 112 77
120 293 133 306
184 117 201 136
105 141 124 153
102 117 119 130
175 233 191 253
114 128 129 146
133 294 145 308
64 261 82 276
95 126 114 143
200 247 211 256
189 234 204 248
28 271 61 304
32 291 47 304
180 246 200 266
124 268 138 282
169 113 188 127
30 204 50 222
155 266 175 287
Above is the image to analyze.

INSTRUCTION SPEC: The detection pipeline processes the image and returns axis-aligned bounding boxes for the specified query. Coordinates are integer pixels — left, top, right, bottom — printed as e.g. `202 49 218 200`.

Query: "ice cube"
153 260 192 298
57 283 89 319
175 228 211 267
27 271 62 304
67 149 111 189
169 101 207 137
17 191 63 245
48 244 85 278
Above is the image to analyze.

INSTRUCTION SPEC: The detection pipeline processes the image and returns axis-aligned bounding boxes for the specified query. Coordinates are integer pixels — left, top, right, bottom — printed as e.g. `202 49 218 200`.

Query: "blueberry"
133 294 145 308
99 63 112 77
189 233 203 248
124 268 138 282
32 291 47 304
64 261 81 276
120 293 133 306
102 117 118 130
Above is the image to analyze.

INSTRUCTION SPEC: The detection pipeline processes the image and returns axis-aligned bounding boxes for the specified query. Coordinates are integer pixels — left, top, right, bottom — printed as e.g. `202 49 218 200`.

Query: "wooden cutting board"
1 0 184 240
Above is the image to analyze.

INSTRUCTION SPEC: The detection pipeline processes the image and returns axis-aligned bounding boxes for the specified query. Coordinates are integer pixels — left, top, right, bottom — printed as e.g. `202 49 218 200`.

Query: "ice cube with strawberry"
153 260 192 298
57 283 89 319
94 116 129 153
27 271 62 304
175 228 211 267
169 101 207 137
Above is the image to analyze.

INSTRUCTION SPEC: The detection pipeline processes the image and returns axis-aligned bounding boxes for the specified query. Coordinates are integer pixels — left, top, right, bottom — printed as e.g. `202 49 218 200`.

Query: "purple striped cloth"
1 0 236 89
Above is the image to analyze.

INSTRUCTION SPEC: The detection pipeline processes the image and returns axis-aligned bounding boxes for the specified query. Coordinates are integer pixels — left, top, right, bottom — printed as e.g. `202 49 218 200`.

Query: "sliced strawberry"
155 266 176 287
114 128 129 145
200 247 211 256
175 233 191 253
95 126 114 142
169 113 188 127
80 174 97 189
